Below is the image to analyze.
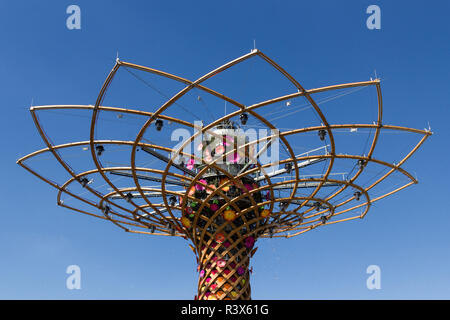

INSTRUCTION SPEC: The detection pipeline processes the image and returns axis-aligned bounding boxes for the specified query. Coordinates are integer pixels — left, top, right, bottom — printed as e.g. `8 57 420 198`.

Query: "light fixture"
95 145 104 156
169 195 177 206
358 159 365 169
354 191 361 201
314 201 321 211
80 177 89 187
240 113 248 125
284 162 293 174
126 192 133 202
155 119 163 131
102 205 110 215
318 129 327 141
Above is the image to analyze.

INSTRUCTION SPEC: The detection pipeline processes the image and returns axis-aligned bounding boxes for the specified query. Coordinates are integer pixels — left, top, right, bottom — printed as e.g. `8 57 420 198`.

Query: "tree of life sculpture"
17 50 431 300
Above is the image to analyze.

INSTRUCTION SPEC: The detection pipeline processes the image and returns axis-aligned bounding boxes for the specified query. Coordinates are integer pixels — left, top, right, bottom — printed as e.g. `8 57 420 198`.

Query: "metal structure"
17 50 431 300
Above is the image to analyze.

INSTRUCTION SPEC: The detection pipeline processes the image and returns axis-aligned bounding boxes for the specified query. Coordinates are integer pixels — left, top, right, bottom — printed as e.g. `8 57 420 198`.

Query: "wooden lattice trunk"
196 229 255 300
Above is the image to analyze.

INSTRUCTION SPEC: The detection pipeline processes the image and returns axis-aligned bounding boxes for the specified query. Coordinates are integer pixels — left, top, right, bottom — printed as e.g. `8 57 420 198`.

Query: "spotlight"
150 225 156 233
95 145 104 156
155 119 163 131
314 201 321 211
102 205 110 215
269 227 274 238
80 177 89 187
240 113 248 125
125 192 133 202
354 191 361 201
318 129 327 141
358 159 365 169
284 162 293 174
320 216 327 224
169 195 177 206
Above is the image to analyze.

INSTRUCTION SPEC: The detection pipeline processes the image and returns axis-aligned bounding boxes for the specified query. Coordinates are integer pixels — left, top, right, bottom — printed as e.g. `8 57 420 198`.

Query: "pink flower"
199 270 205 278
204 155 213 163
223 135 233 146
210 203 219 211
217 259 226 268
186 158 195 170
227 152 240 164
195 179 207 191
215 145 225 155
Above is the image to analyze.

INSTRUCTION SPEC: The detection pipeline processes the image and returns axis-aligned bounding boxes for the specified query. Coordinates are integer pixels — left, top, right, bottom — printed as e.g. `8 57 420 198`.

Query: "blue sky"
0 0 449 299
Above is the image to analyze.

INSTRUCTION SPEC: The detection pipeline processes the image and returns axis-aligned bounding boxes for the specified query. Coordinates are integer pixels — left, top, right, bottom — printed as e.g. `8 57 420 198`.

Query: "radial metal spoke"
141 146 197 177
109 170 190 187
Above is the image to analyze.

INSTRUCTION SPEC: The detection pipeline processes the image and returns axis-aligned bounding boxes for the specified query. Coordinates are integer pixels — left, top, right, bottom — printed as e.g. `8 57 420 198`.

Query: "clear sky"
0 0 449 299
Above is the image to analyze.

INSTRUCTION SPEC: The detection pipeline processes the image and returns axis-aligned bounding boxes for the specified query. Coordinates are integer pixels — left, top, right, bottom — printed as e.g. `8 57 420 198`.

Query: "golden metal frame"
17 50 431 299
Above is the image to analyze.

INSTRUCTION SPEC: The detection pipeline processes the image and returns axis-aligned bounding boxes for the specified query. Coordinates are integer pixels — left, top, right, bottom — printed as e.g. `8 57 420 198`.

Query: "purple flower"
237 267 245 276
244 236 255 249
